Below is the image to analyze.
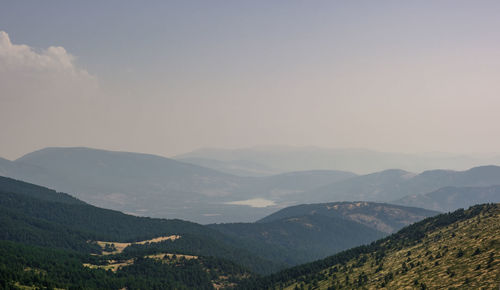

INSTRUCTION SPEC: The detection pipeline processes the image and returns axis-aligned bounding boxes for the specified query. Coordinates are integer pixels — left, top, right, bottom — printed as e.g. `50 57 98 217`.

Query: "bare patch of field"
14 282 65 290
146 253 198 261
94 235 181 255
83 259 134 272
82 252 196 272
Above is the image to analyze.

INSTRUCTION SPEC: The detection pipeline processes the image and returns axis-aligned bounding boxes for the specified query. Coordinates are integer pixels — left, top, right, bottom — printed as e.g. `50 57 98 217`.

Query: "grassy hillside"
240 203 500 289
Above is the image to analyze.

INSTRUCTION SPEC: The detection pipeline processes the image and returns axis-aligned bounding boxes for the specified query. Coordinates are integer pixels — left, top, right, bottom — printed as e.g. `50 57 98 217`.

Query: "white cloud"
0 31 108 158
0 30 85 74
0 30 99 101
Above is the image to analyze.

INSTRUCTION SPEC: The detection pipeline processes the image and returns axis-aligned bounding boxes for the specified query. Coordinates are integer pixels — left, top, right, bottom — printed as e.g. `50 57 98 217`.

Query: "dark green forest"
0 176 285 275
210 214 385 265
0 176 271 288
0 240 249 289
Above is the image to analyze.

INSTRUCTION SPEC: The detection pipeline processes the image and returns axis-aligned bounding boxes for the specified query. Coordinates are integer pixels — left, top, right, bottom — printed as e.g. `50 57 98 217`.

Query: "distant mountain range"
303 165 500 207
175 146 500 175
0 147 264 223
396 185 500 212
1 147 500 223
0 147 356 223
176 157 281 177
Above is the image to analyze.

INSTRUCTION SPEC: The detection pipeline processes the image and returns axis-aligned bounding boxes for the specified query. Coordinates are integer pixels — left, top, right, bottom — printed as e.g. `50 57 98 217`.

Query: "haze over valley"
2 146 500 224
1 1 499 289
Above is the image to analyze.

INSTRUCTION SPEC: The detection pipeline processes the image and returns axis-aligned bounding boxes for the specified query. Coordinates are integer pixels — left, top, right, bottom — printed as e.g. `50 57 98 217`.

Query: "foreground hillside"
240 203 500 289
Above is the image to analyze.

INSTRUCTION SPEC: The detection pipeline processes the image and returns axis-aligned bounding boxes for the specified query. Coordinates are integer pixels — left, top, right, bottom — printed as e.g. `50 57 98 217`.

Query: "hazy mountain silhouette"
3 147 255 223
175 146 500 174
177 157 280 177
395 185 500 212
304 165 500 206
3 147 500 223
0 147 355 223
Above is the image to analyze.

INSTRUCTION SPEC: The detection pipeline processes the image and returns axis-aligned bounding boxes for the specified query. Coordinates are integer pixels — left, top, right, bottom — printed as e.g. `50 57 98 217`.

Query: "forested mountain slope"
0 176 284 275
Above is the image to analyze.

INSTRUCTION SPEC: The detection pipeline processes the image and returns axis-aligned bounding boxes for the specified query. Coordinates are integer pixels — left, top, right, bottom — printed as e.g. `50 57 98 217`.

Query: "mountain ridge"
3 147 500 223
175 146 500 174
395 184 500 212
257 201 439 233
305 165 500 208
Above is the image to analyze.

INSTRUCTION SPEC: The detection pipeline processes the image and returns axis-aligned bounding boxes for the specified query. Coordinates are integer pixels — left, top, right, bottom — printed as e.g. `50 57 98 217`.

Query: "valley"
0 149 499 289
3 3 500 288
2 147 500 224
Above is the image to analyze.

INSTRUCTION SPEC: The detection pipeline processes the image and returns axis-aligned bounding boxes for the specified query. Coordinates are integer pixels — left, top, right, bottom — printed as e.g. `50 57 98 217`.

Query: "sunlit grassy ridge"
94 235 181 255
241 204 499 289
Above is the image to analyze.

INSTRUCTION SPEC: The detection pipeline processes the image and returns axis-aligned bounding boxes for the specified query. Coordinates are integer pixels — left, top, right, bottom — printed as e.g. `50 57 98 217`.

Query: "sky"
1 1 500 160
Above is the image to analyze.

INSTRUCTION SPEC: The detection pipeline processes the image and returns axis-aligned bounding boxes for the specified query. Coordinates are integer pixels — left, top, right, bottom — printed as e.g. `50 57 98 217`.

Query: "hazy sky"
1 1 500 160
